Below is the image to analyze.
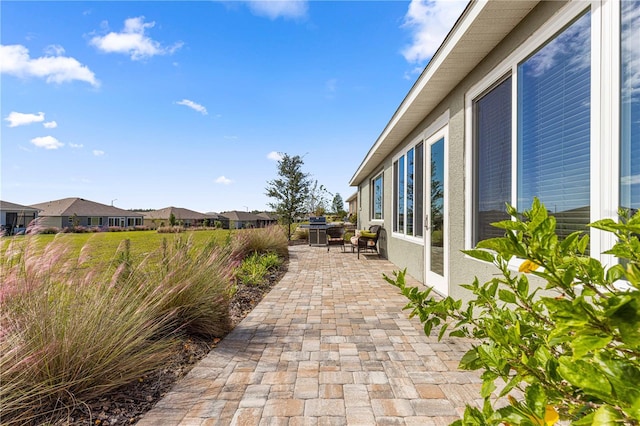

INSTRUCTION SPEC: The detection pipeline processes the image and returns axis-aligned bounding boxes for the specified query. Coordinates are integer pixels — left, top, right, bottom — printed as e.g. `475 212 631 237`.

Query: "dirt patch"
48 261 288 426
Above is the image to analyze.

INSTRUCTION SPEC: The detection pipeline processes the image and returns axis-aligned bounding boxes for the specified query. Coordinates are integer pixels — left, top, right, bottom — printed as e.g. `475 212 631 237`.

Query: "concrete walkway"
138 244 482 426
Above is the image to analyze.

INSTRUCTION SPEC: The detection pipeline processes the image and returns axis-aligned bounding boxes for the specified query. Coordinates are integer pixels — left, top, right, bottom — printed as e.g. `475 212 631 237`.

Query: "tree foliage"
306 180 331 217
332 193 345 216
387 198 640 425
265 153 310 240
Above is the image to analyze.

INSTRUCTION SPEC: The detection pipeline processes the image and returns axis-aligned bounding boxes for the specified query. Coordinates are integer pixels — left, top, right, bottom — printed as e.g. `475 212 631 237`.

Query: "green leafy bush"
387 198 640 425
235 252 282 286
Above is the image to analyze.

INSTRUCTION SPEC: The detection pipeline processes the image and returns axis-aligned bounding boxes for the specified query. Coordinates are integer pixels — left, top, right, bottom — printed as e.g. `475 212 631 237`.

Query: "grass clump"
231 225 289 259
0 235 233 425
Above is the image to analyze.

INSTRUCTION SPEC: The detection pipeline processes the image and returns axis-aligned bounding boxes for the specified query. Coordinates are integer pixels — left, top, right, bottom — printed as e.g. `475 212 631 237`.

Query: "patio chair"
326 226 346 252
350 225 381 258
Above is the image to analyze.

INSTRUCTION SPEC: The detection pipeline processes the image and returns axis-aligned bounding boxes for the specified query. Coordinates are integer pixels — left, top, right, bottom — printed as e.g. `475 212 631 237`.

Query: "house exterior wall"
36 216 63 228
355 0 572 300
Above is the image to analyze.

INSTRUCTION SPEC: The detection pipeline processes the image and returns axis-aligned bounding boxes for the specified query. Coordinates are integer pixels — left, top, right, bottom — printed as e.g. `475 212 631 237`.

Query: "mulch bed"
48 260 288 426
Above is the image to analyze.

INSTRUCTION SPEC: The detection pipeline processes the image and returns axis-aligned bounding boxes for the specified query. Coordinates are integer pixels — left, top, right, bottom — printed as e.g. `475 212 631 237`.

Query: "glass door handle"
425 214 429 230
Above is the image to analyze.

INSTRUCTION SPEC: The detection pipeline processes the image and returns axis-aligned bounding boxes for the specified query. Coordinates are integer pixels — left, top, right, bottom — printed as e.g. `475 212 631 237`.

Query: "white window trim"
465 0 621 268
370 170 385 222
392 141 422 244
392 110 450 245
425 125 450 287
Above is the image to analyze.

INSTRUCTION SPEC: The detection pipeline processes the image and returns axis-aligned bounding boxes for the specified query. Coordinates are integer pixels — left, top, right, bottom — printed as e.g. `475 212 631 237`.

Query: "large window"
518 11 591 239
393 142 424 239
89 217 103 226
473 76 512 245
371 173 383 220
470 10 592 245
621 0 640 213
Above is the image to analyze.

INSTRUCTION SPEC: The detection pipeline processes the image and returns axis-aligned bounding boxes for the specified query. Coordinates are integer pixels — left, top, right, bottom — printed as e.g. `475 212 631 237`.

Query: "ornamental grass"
231 225 289 260
0 234 235 425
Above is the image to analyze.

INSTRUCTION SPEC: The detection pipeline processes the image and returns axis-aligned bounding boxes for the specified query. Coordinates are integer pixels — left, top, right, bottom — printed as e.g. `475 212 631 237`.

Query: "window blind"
518 11 591 239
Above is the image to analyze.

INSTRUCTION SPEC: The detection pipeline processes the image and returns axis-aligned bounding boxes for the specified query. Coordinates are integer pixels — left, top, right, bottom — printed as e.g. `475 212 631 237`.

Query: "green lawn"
1 229 232 270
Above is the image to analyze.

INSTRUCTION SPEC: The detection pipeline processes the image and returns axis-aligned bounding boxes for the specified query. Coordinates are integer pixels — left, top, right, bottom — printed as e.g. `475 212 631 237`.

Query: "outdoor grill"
308 216 328 246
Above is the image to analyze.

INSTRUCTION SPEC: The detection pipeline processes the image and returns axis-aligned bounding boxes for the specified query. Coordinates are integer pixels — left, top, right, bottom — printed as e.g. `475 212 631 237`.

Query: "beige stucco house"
31 198 143 229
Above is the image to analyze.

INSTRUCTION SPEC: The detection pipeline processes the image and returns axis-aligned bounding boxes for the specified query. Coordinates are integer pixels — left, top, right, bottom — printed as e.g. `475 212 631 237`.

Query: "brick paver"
138 245 481 425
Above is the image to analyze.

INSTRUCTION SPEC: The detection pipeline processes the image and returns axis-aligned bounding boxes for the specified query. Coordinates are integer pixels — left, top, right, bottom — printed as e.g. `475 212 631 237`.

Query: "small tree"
332 193 346 217
265 153 311 241
388 199 640 425
169 213 176 227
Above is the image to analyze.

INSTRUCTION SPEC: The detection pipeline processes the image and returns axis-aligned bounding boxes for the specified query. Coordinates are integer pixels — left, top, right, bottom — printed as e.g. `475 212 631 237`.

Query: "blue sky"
1 0 467 213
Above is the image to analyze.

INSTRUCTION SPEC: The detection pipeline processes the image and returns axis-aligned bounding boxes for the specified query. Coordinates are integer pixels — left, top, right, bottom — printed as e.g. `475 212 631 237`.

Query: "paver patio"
138 244 483 426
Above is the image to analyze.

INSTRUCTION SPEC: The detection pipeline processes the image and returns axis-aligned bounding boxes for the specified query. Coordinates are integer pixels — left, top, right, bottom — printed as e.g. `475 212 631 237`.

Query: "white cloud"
401 0 468 64
215 175 232 185
0 44 99 86
267 151 283 161
5 111 44 127
622 1 640 98
403 66 424 80
44 44 65 56
245 0 308 20
93 150 105 156
176 99 208 115
31 136 63 150
43 120 58 129
524 13 590 78
69 143 84 149
90 16 183 61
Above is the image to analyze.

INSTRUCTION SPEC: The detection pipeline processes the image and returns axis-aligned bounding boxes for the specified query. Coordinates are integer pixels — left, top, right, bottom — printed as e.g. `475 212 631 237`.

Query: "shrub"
387 198 640 425
235 252 282 287
157 226 185 234
292 226 309 241
260 252 283 271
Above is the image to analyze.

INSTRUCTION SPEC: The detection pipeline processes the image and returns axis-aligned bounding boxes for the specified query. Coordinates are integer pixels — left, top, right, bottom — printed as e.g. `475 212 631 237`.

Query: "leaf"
437 322 449 341
459 347 483 371
571 334 612 358
592 405 624 425
481 377 497 398
558 357 612 400
498 289 517 304
525 383 547 420
605 264 625 284
463 249 496 263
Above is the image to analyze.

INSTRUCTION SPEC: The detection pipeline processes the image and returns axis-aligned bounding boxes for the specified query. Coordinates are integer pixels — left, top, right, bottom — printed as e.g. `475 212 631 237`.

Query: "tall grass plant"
1 234 234 424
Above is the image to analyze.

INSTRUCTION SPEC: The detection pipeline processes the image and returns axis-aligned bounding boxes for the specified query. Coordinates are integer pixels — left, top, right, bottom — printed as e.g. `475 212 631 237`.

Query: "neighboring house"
350 0 639 299
346 192 358 219
205 212 231 229
30 198 144 229
221 211 277 229
256 212 279 228
0 201 40 235
142 206 210 228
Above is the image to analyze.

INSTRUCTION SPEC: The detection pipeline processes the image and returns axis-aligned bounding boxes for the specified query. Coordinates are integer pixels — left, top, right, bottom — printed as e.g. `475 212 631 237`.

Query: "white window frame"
370 171 384 222
392 111 449 244
465 0 620 267
392 137 423 243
